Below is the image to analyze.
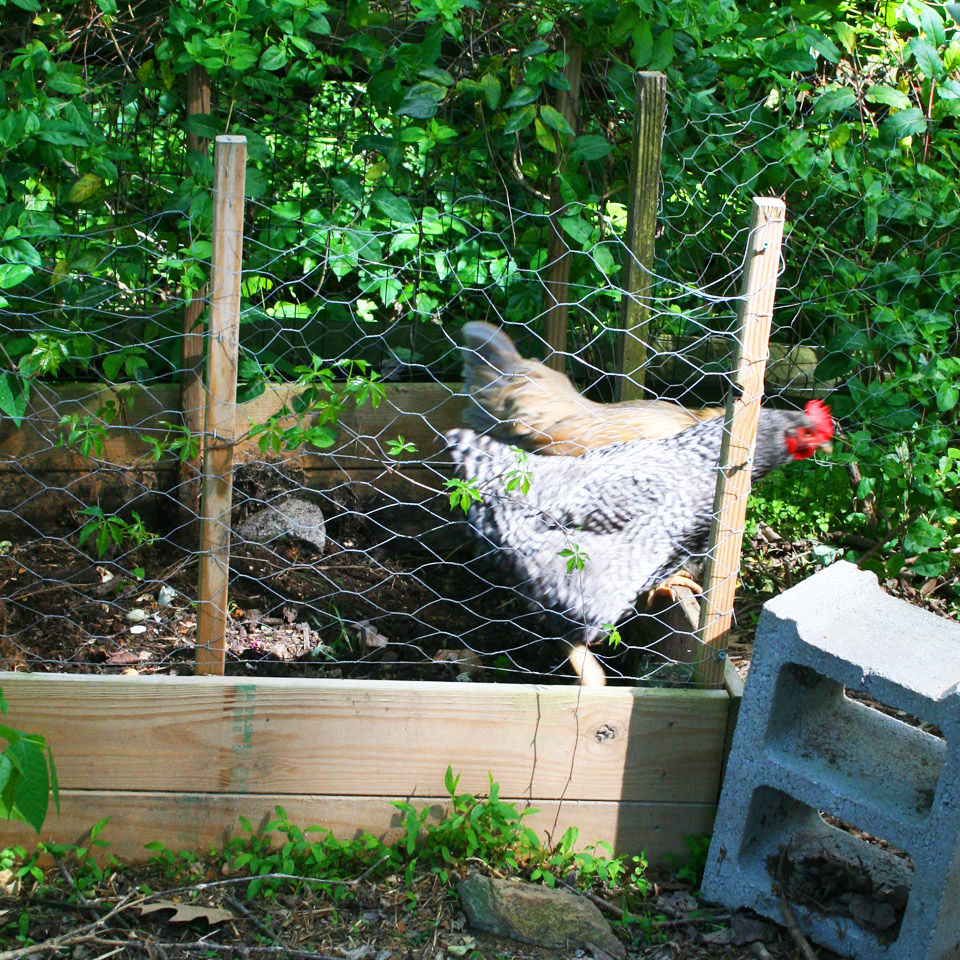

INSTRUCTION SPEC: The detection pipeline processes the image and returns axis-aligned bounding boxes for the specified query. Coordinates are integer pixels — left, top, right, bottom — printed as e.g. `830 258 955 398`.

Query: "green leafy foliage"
0 0 957 592
0 687 60 834
77 507 157 557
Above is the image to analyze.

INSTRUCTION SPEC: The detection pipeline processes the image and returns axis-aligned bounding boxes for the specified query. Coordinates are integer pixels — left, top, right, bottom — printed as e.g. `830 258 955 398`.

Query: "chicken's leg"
645 571 703 608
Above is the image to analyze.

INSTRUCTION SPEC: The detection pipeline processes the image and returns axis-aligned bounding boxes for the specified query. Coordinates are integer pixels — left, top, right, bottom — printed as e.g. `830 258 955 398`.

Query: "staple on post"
617 71 666 401
695 197 786 687
196 134 247 676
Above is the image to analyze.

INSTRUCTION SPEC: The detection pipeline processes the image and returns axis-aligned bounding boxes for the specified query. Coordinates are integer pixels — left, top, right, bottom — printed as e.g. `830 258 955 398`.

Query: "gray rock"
235 495 326 554
457 875 624 959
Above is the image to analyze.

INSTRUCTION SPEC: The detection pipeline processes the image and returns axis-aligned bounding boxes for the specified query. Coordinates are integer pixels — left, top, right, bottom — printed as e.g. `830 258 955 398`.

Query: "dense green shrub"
0 0 957 585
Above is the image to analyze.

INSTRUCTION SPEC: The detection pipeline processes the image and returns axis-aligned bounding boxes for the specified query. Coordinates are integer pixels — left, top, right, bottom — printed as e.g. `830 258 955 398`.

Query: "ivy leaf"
911 552 950 577
419 66 453 86
805 28 841 63
504 85 540 109
333 173 363 207
480 73 501 110
903 519 944 554
865 85 912 109
522 40 548 58
568 135 612 162
5 738 49 833
396 82 446 118
47 72 85 96
937 383 959 412
259 45 288 72
0 264 33 289
883 107 927 139
371 189 415 224
0 372 29 426
812 87 855 118
67 173 103 204
540 105 573 135
774 47 817 72
909 37 944 78
649 28 675 70
503 105 536 134
534 118 556 152
835 22 856 54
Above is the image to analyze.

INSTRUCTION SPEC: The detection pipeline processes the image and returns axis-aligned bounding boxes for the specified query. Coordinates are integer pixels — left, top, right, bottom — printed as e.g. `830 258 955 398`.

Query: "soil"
1 488 956 686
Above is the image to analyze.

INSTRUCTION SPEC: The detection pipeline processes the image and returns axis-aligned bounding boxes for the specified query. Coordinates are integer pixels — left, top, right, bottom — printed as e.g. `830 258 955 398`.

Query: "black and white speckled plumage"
446 408 824 643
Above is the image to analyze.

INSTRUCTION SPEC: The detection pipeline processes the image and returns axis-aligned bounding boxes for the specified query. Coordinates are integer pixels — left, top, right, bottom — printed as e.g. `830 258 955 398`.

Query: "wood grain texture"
179 65 213 520
0 673 729 803
541 43 583 373
696 198 785 686
196 136 247 675
0 383 466 471
618 72 666 401
0 791 716 864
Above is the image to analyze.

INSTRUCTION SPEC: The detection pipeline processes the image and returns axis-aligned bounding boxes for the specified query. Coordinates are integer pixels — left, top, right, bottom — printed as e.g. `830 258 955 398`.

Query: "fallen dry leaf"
138 900 234 925
106 650 140 666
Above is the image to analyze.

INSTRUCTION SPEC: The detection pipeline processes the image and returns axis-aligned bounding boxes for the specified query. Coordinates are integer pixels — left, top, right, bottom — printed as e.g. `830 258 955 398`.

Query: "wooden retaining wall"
0 674 729 862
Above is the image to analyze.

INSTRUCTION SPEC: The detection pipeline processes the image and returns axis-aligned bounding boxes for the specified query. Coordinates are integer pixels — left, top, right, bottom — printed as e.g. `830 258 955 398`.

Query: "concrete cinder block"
702 560 960 959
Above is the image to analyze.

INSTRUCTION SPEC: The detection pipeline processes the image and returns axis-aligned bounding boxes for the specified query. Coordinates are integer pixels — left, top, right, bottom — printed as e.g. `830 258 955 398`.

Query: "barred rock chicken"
446 401 833 682
460 321 723 455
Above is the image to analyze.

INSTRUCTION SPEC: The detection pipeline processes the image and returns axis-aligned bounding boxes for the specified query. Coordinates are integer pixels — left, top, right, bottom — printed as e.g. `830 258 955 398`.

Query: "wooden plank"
179 64 213 520
541 43 583 373
0 383 467 472
618 72 666 401
196 136 247 675
696 198 785 687
0 674 729 804
0 791 715 864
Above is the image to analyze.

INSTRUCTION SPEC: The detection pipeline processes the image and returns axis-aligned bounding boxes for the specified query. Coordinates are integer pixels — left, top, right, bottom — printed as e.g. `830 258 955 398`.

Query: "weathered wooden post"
541 43 583 372
617 71 666 401
695 197 785 687
196 135 246 676
179 65 212 521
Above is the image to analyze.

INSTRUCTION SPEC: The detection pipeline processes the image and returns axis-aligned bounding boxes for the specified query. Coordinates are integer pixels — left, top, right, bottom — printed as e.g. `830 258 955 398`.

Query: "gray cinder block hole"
738 786 914 945
764 663 946 822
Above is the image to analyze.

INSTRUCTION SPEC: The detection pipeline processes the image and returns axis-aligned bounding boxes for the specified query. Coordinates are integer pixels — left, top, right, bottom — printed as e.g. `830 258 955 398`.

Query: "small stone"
457 875 624 959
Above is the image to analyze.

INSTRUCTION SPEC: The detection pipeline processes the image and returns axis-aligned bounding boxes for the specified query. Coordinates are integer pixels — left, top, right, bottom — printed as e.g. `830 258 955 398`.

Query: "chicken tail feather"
460 322 526 388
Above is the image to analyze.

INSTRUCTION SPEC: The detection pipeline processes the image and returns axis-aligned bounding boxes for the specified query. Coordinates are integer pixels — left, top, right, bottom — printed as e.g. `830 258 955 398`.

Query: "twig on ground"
780 895 818 960
93 940 339 960
222 892 284 945
750 941 774 960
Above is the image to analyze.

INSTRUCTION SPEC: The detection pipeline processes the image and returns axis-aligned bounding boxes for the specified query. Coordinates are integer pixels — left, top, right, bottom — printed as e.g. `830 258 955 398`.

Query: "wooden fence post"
617 71 666 401
695 197 785 687
541 43 583 372
180 65 212 521
196 135 246 676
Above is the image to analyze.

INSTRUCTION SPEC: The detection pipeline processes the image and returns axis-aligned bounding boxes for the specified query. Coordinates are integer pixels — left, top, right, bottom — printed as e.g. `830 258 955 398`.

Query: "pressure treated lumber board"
0 674 728 804
0 792 715 864
0 382 467 472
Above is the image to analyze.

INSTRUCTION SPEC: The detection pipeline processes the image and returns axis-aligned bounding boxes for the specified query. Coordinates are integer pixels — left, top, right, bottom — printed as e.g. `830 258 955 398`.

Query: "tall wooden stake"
541 43 583 372
695 197 785 687
617 72 666 401
180 65 212 520
196 135 246 676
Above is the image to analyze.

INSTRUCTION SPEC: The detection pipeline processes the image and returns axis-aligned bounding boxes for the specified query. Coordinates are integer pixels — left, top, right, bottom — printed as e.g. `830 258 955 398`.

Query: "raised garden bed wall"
0 673 727 862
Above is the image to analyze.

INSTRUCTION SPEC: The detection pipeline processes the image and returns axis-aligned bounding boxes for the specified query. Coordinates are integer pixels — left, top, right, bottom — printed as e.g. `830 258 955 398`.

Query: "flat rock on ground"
458 874 625 959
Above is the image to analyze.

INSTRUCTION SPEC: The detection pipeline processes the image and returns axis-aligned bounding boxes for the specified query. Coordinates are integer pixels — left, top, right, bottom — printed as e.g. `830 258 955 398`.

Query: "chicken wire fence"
0 3 955 684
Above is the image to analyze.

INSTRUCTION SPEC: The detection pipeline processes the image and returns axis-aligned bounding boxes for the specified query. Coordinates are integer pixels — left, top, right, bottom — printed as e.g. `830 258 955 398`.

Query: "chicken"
460 321 723 456
446 401 833 681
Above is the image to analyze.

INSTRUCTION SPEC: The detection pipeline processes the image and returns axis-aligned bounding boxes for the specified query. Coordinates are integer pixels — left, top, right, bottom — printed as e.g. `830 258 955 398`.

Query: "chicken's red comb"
803 399 834 441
